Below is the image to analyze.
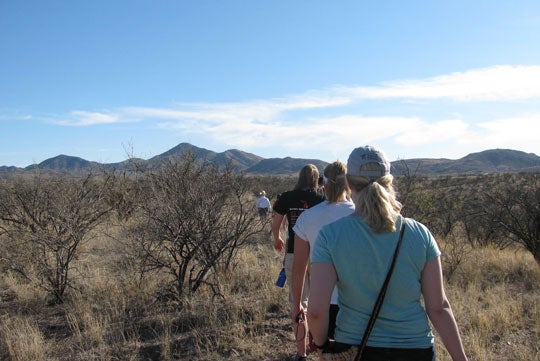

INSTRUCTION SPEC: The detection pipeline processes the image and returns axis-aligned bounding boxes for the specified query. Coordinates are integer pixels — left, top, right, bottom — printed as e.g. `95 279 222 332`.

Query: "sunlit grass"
0 316 48 361
0 226 538 360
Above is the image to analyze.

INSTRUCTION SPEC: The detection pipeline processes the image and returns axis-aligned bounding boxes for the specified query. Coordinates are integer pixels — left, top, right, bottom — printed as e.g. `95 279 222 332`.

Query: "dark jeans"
257 207 269 218
361 345 433 361
328 304 339 339
325 342 434 361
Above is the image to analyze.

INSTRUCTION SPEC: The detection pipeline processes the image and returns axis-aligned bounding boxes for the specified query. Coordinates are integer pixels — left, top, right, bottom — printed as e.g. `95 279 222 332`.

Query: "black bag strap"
354 217 407 361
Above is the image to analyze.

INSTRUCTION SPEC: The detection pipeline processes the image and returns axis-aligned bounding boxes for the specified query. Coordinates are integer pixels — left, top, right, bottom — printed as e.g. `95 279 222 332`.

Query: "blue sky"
1 1 539 167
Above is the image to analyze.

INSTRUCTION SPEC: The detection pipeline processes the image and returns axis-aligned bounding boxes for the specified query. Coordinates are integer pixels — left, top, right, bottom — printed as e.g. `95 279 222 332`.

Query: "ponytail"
347 170 401 233
323 161 350 203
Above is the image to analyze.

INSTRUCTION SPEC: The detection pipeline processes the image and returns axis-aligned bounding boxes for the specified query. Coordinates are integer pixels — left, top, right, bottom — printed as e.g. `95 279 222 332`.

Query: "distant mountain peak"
25 154 98 171
1 144 538 177
391 148 539 175
148 143 263 170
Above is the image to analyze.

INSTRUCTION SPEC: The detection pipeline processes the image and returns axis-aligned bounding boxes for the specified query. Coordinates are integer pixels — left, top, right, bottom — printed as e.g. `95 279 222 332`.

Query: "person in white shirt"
256 190 272 219
291 161 355 351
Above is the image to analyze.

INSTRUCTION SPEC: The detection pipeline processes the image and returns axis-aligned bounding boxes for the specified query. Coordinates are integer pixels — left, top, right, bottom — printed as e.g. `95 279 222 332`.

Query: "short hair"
294 164 319 191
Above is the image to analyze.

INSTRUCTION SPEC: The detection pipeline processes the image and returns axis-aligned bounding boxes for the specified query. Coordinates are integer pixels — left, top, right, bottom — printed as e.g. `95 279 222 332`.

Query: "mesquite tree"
480 173 540 264
127 155 265 300
0 173 113 303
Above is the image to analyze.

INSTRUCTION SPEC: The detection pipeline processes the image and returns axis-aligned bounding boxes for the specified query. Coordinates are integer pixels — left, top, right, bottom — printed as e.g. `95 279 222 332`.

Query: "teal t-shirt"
311 215 440 348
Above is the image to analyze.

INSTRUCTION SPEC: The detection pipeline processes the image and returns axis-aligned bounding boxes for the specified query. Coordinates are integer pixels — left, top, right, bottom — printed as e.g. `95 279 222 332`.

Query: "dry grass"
0 226 539 360
0 316 48 361
435 245 540 361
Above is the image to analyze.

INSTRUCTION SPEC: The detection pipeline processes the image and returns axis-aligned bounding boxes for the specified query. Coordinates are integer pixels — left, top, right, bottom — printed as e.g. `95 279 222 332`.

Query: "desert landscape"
0 154 538 360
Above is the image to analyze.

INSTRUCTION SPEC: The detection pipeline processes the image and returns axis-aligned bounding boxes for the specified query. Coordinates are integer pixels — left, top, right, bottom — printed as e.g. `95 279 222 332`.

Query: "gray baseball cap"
347 145 391 178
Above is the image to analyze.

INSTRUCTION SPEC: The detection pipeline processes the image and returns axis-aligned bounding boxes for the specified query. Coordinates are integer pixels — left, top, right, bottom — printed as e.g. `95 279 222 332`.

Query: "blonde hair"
294 164 319 191
347 163 402 233
323 161 350 203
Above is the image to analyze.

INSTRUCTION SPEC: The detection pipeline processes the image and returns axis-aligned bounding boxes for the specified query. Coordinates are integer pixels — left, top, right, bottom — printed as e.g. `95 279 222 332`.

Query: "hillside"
246 157 329 175
1 145 539 177
389 149 540 176
24 154 102 172
147 143 263 171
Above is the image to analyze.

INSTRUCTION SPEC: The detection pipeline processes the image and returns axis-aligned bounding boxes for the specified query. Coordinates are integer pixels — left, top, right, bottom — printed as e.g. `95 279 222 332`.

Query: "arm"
422 257 468 361
271 213 285 251
291 235 310 321
307 262 336 350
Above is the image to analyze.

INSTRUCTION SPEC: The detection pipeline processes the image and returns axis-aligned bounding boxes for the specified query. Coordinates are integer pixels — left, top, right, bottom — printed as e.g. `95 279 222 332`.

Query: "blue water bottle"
275 268 286 287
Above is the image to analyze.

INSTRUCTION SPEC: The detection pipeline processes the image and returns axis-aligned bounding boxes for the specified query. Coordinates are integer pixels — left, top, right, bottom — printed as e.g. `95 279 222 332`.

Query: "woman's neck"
329 191 349 203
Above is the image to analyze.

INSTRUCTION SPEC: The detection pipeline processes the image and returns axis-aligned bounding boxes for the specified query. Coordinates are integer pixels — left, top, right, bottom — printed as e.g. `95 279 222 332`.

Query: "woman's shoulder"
321 213 358 232
402 217 437 247
403 217 430 234
338 200 355 209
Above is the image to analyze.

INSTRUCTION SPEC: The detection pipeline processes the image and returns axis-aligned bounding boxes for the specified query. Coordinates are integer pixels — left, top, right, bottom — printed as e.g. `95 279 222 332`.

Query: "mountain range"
1 143 539 177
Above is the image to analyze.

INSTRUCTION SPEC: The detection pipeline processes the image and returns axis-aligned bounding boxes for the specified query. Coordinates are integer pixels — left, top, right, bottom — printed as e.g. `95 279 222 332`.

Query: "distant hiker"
271 164 325 361
256 190 272 219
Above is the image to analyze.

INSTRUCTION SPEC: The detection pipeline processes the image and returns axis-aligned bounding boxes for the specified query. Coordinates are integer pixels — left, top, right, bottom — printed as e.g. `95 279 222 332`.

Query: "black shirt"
273 189 325 253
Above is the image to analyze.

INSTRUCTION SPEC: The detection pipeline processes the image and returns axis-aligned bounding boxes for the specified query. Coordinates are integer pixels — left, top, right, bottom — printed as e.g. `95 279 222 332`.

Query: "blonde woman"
308 146 468 361
291 161 355 349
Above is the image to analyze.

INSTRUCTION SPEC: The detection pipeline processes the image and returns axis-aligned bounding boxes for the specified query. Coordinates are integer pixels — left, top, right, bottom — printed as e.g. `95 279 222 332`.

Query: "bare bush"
127 155 266 300
249 174 295 202
479 173 540 264
0 173 113 303
103 171 139 222
439 236 472 283
398 172 540 266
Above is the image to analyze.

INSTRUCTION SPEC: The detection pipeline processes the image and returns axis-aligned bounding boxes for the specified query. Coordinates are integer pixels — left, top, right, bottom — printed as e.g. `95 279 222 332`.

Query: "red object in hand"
308 332 317 352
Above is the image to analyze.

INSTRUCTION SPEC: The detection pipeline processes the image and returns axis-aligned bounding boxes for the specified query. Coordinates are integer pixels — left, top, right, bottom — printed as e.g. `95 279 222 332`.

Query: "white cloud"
341 65 540 101
126 92 350 123
118 94 351 147
49 65 540 129
40 65 539 160
395 119 471 146
52 110 120 126
196 114 426 159
378 114 540 159
462 114 540 151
